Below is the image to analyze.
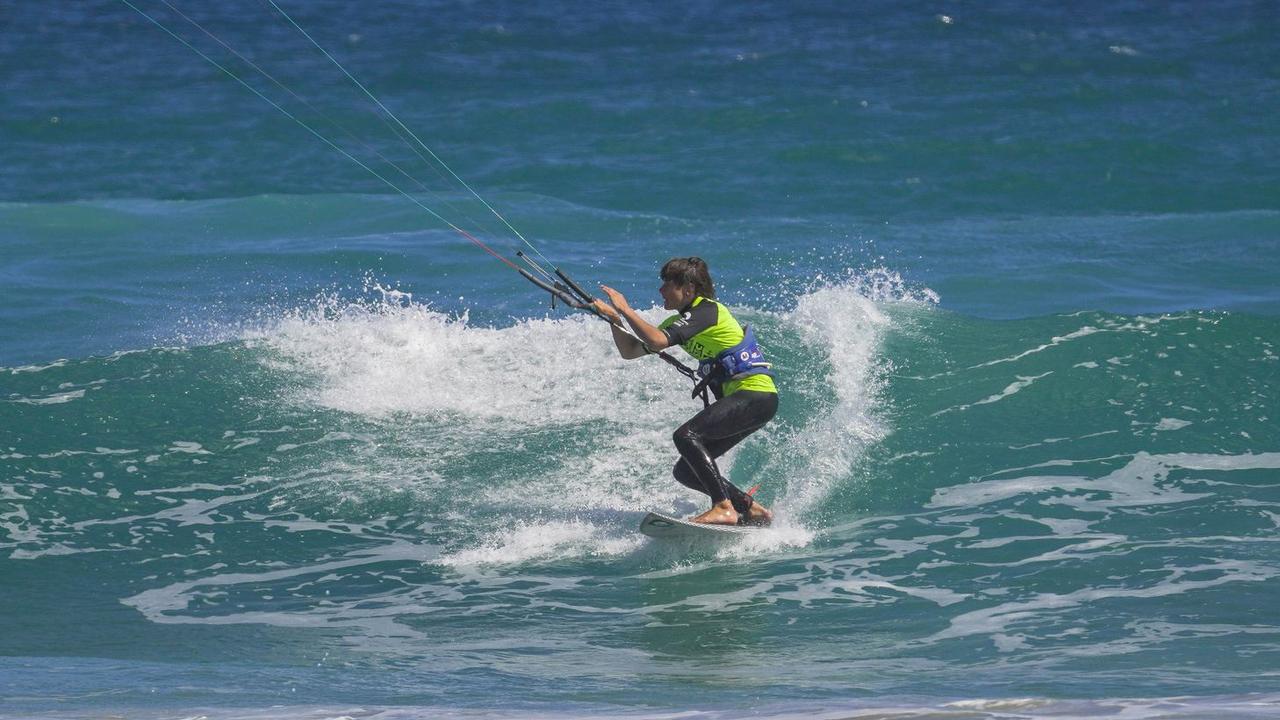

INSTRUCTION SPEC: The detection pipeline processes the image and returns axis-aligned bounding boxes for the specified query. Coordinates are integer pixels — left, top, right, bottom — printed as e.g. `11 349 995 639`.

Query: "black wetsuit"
659 298 778 515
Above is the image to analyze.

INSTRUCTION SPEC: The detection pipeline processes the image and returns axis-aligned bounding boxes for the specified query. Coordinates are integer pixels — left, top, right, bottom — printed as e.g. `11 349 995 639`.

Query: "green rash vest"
657 296 777 396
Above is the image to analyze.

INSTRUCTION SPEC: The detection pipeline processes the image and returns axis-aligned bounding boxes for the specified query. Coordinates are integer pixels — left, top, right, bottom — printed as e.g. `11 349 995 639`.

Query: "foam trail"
250 297 683 426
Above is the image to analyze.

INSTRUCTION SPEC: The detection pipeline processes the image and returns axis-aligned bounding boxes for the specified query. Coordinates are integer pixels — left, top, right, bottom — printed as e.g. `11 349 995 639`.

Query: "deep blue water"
2 2 1279 718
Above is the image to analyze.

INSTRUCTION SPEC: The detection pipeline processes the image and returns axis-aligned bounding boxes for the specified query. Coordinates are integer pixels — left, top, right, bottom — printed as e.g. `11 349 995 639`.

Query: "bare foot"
691 500 739 525
743 502 773 527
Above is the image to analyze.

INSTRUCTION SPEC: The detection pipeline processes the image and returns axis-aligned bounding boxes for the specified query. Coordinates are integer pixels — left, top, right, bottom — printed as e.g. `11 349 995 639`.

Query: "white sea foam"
243 272 919 561
970 326 1100 369
250 299 661 425
11 694 1276 719
4 358 69 374
929 451 1280 511
8 388 85 405
436 518 643 567
933 370 1054 416
122 539 441 627
758 282 895 519
930 557 1275 647
14 694 1277 719
974 372 1053 406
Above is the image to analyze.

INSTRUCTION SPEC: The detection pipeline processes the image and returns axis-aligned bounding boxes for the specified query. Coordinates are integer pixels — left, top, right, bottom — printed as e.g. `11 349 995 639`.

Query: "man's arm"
609 322 651 359
595 285 672 353
591 293 665 359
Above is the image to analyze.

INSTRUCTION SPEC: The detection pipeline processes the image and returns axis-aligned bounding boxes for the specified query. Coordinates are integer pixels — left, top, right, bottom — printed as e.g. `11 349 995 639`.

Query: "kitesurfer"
592 257 777 526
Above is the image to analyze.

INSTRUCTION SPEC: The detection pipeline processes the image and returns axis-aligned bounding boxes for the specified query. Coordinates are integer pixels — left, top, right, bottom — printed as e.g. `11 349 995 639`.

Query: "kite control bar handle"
554 267 597 305
518 268 590 309
517 255 618 325
518 260 708 406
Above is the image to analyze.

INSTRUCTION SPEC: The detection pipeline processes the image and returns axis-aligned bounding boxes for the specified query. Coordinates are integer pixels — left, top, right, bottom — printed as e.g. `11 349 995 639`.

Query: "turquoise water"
3 2 1280 718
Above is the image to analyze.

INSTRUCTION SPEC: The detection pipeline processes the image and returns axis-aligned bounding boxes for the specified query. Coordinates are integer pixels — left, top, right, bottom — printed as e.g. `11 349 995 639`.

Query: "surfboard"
639 511 764 539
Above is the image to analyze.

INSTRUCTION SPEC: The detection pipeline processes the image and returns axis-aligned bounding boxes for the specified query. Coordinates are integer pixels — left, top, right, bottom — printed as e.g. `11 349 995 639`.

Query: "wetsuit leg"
671 390 779 513
671 435 754 499
671 458 706 495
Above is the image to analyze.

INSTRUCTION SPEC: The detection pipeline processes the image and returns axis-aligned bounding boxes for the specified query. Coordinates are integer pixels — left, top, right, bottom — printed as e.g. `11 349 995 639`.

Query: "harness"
690 324 773 403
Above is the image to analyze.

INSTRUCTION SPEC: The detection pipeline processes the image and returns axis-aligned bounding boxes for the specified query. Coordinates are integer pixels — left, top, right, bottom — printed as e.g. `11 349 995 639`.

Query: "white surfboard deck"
639 511 765 539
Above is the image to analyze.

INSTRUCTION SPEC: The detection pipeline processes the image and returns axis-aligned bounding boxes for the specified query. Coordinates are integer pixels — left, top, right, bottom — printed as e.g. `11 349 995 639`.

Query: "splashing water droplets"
242 268 935 560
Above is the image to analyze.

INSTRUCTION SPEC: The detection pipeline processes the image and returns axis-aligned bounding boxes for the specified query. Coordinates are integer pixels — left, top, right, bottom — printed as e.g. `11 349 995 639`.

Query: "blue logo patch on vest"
697 325 773 382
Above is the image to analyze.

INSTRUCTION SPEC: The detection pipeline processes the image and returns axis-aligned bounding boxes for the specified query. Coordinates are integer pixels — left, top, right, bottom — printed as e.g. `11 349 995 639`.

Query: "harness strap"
658 353 710 408
689 374 713 408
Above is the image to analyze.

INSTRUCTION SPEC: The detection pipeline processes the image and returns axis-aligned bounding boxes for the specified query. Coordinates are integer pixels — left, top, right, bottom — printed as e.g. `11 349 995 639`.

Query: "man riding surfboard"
593 257 777 526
